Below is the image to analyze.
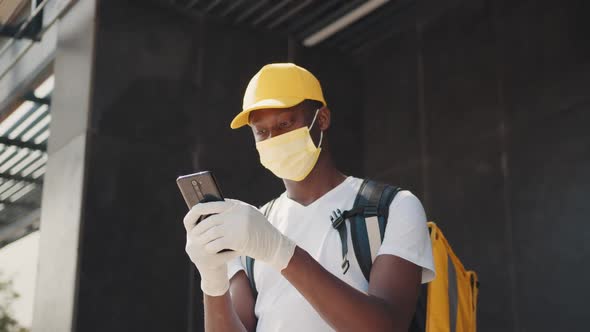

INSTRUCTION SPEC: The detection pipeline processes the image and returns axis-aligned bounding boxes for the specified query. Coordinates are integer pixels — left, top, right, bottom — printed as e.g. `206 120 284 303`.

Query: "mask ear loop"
309 108 320 129
309 108 324 148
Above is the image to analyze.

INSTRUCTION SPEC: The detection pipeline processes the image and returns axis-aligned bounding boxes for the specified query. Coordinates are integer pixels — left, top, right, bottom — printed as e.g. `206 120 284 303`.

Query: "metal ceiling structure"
164 0 416 54
0 0 44 40
0 74 51 248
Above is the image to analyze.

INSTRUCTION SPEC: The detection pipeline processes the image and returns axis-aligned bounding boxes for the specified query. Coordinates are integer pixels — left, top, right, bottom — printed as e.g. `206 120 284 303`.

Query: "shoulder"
390 190 424 210
259 196 280 213
378 189 434 282
387 190 427 225
259 196 283 224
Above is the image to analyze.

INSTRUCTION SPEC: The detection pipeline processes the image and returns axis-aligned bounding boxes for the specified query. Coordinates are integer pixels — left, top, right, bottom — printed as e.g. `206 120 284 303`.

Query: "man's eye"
279 121 290 128
256 129 267 135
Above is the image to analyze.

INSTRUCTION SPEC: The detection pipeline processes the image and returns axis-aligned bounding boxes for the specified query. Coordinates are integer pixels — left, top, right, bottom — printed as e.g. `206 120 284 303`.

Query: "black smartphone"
176 170 224 210
176 171 230 253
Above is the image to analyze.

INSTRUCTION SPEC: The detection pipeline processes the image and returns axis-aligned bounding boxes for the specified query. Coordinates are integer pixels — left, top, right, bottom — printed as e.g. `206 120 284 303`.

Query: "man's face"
248 106 313 143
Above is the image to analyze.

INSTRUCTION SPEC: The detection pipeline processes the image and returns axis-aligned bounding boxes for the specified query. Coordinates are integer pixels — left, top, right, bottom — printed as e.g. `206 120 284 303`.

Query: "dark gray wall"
36 0 588 331
74 2 198 330
360 0 590 331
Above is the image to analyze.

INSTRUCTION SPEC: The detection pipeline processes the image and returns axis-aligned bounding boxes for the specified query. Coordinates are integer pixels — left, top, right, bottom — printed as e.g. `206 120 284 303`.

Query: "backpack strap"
346 179 401 281
330 208 350 274
245 198 277 300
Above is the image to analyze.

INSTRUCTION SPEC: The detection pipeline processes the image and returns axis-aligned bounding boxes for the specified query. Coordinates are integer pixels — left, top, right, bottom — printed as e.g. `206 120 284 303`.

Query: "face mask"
255 109 323 181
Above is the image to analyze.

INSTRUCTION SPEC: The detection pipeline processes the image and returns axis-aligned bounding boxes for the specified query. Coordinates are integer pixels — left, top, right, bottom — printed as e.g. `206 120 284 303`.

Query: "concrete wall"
360 0 590 331
33 0 588 331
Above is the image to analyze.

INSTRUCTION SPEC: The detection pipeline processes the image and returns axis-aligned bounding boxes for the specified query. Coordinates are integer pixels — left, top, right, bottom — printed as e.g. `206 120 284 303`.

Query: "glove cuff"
200 268 230 297
269 236 297 271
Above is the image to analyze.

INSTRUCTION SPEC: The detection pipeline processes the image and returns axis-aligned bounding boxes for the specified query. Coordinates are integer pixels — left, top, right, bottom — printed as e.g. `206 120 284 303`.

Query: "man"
183 63 435 331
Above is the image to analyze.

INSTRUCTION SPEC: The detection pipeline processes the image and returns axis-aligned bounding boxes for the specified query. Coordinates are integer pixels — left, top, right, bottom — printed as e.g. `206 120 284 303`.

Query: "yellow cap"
230 63 327 129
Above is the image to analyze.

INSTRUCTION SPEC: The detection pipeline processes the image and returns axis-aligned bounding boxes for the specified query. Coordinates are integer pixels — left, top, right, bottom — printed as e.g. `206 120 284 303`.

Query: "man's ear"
318 106 331 131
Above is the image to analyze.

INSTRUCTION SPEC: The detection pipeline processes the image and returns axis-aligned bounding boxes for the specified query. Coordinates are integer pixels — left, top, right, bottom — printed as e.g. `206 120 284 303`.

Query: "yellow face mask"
255 109 323 182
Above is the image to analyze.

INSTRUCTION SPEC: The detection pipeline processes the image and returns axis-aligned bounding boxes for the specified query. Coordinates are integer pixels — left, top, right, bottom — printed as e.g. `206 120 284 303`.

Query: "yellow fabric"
467 270 479 332
426 222 478 332
255 126 322 181
231 63 327 129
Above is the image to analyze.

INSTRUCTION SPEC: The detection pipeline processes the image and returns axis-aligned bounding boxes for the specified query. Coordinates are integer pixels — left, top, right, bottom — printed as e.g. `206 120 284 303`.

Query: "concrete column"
33 1 197 330
32 0 96 330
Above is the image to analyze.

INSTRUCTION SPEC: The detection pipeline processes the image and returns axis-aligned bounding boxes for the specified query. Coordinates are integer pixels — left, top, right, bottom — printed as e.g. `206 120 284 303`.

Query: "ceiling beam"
0 136 47 152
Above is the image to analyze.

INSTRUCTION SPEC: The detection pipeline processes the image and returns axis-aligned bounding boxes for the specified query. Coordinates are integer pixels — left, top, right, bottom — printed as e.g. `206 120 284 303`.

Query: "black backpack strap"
330 208 350 274
245 198 277 300
347 179 401 281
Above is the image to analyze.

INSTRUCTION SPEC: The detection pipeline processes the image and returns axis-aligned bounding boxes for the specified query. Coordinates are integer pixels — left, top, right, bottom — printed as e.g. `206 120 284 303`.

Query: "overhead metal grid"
0 0 45 41
0 74 52 248
167 0 415 54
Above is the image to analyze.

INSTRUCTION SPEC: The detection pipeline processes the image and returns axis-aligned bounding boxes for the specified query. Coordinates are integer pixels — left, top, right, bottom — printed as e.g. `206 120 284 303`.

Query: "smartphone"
177 171 230 253
176 171 224 209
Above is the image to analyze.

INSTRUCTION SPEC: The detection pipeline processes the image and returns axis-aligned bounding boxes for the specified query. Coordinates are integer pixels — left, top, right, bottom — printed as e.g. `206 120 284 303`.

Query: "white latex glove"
184 205 240 296
192 199 296 271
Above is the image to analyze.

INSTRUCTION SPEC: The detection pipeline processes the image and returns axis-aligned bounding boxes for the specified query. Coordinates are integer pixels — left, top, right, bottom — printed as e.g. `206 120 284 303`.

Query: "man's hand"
184 205 240 296
191 199 296 271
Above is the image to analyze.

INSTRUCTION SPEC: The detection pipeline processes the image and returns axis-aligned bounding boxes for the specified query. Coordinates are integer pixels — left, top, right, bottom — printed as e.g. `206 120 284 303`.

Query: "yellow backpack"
419 222 479 332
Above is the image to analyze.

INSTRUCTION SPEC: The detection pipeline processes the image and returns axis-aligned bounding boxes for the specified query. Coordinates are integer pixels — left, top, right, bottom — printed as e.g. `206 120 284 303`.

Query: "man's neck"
282 152 347 207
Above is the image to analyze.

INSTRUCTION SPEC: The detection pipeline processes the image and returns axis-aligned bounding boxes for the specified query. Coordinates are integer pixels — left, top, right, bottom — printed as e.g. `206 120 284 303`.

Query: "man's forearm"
203 292 248 332
281 246 406 332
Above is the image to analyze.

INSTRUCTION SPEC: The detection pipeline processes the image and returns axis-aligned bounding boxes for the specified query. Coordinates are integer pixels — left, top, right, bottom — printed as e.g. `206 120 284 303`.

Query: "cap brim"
230 97 305 129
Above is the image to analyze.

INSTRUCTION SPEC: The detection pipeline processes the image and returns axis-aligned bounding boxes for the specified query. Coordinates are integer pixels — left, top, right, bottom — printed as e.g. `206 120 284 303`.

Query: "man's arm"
229 271 257 331
189 199 425 331
282 246 421 332
202 271 256 332
203 292 245 332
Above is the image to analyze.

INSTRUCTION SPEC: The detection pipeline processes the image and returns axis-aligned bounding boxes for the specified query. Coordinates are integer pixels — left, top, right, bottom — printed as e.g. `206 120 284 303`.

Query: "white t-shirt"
228 176 435 332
